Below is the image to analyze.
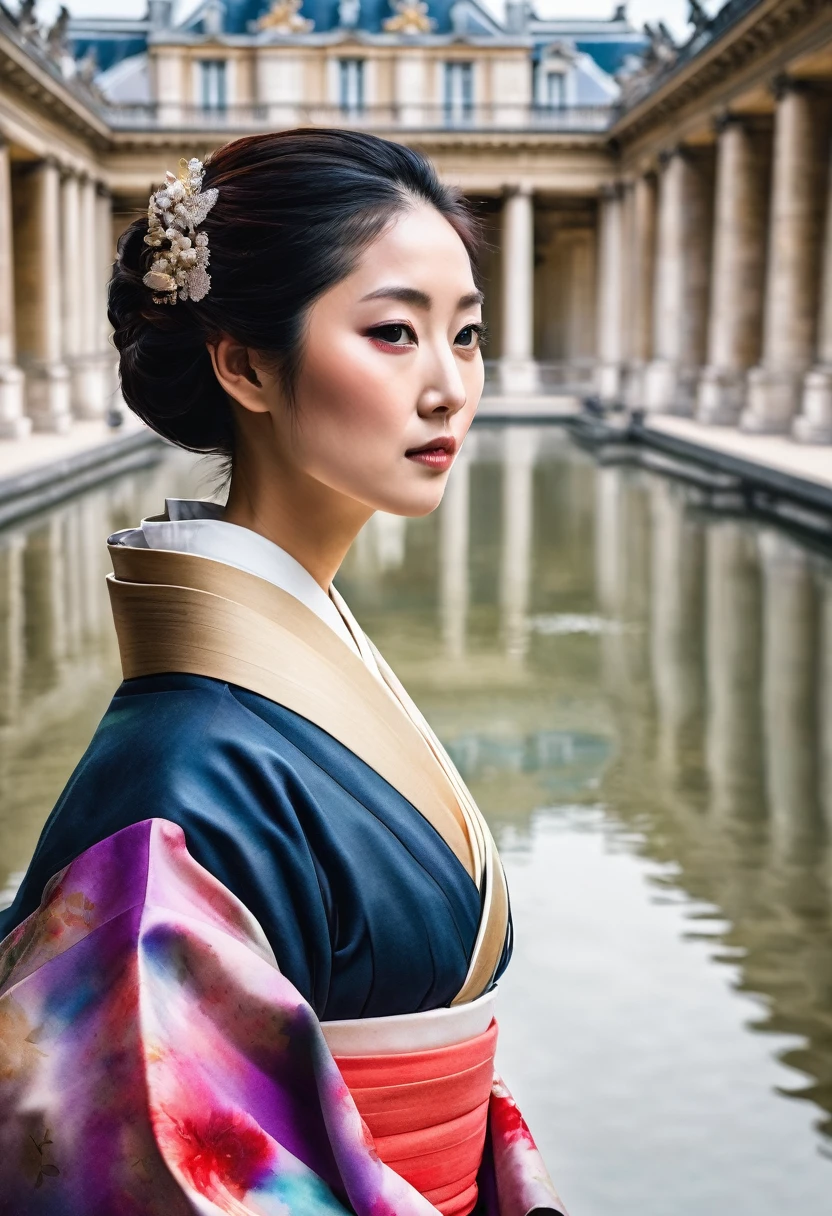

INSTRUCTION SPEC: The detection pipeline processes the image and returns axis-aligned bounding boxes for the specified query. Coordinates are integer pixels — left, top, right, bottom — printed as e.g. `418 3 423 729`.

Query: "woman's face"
268 202 484 518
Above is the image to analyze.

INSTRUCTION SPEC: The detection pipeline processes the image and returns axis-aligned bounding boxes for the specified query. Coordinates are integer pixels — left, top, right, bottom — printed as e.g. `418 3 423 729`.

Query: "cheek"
294 336 410 452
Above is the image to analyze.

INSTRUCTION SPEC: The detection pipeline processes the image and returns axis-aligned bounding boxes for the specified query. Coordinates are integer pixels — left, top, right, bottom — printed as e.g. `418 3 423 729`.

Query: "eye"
456 323 486 350
368 323 417 347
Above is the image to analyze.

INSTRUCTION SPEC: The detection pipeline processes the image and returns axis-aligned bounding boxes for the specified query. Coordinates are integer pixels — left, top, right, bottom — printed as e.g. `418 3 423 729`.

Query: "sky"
30 0 723 43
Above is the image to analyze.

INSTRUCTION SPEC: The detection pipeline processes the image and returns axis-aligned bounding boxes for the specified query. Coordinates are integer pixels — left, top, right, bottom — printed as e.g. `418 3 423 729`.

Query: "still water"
1 424 831 1215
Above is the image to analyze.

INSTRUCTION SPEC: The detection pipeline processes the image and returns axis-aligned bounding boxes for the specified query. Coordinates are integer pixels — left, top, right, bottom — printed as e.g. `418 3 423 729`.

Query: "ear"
207 335 273 415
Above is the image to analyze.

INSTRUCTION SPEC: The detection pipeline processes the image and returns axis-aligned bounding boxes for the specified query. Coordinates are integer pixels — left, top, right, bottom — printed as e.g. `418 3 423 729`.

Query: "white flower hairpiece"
142 157 218 304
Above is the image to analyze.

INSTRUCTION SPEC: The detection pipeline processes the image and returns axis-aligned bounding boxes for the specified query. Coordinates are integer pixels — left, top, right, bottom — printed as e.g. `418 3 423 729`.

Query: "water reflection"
345 429 832 1170
577 454 832 1157
0 447 206 891
1 426 831 1210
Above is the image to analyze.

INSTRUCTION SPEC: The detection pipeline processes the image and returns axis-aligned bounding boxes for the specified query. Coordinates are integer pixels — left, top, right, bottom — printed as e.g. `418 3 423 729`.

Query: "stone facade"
598 0 832 446
1 0 832 444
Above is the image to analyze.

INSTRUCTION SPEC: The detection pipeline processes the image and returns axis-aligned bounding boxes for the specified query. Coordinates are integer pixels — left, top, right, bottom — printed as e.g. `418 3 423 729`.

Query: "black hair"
108 128 482 456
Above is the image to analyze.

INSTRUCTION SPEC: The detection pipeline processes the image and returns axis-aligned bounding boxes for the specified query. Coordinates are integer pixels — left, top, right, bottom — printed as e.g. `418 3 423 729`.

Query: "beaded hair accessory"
142 158 218 304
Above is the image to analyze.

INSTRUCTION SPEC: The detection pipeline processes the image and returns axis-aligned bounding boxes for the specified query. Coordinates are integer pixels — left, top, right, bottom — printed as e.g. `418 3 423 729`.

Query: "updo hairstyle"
109 129 482 456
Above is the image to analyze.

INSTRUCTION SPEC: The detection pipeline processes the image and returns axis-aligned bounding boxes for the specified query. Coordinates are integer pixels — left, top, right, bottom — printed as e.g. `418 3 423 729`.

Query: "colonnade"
456 186 598 390
0 137 115 436
596 80 832 441
594 464 832 855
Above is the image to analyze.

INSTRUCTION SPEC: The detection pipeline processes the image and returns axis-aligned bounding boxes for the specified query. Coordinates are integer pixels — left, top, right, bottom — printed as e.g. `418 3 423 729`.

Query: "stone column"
70 176 108 419
500 186 537 395
643 147 715 415
794 135 832 442
595 184 624 403
0 137 28 438
624 172 657 408
439 435 474 661
697 117 770 424
60 169 83 394
14 158 71 432
97 183 117 413
742 82 830 434
561 227 596 365
499 426 536 659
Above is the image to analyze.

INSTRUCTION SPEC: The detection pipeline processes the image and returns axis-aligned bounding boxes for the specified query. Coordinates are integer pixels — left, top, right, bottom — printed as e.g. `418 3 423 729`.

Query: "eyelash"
367 321 488 350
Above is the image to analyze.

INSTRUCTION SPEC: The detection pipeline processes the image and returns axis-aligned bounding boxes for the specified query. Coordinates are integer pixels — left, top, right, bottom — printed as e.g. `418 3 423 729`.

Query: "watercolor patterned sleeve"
0 818 565 1216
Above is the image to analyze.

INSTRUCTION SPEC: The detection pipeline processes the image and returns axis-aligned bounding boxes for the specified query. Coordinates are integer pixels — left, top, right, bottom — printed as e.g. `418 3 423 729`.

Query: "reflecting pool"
1 425 831 1215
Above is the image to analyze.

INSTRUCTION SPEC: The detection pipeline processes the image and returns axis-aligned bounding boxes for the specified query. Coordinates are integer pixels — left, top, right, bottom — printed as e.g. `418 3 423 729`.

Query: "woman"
0 131 564 1216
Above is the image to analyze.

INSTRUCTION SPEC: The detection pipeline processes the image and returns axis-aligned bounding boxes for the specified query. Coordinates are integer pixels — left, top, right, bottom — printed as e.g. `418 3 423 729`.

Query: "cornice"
107 128 611 156
0 26 109 148
610 0 831 149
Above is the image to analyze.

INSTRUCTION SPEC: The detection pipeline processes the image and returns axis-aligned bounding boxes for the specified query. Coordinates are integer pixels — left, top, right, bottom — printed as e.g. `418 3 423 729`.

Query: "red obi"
334 1019 499 1216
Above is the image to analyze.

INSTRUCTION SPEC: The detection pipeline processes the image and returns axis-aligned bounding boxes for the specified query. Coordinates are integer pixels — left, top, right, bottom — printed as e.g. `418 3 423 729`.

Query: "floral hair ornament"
142 158 218 304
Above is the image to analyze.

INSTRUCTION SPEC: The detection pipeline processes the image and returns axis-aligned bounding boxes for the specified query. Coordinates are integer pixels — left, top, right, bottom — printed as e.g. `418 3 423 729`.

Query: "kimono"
0 501 566 1216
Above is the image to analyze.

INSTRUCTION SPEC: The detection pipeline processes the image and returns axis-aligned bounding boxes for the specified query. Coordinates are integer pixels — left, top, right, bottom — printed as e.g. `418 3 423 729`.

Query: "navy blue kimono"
0 673 511 1021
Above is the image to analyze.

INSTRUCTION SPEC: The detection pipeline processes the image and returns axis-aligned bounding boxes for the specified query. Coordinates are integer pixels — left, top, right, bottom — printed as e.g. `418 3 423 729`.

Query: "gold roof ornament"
383 0 435 34
256 0 314 34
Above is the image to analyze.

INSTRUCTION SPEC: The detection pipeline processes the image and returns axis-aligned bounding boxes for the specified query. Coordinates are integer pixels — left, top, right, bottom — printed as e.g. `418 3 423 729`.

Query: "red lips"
405 436 457 458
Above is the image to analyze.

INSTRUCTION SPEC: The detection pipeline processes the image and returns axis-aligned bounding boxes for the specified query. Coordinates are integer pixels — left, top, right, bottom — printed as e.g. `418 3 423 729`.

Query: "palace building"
1 0 832 445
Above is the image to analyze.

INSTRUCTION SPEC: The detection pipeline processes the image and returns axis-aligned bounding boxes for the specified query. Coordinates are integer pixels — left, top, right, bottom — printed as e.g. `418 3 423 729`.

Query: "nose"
416 344 468 420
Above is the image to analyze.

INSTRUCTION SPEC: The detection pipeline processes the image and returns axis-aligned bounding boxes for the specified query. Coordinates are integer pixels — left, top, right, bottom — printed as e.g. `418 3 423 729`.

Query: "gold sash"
106 542 508 1005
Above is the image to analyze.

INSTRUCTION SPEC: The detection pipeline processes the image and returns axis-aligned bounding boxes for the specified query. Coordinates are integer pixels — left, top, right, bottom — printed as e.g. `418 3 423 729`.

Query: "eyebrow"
360 286 484 310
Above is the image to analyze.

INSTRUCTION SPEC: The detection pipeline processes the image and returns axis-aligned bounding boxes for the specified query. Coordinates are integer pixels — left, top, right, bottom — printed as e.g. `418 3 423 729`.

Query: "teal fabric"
1 673 511 1020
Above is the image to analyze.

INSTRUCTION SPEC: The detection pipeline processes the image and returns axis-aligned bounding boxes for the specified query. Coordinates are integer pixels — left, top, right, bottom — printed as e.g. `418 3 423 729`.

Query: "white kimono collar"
123 498 360 656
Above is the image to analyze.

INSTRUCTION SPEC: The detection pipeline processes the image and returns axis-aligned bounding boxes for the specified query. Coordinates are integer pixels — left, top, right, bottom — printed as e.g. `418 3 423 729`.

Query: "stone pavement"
642 415 832 497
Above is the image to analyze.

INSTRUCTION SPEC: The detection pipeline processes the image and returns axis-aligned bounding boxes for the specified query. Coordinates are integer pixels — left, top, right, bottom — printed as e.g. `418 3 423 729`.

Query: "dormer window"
339 59 365 115
535 42 576 110
544 70 566 108
200 60 227 112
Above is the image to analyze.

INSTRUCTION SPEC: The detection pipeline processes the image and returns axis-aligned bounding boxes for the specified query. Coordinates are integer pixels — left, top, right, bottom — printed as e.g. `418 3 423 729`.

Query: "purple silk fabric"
0 819 566 1216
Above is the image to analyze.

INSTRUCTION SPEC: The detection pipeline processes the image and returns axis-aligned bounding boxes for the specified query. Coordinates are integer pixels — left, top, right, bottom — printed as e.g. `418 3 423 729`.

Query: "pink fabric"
335 1021 498 1215
0 819 567 1216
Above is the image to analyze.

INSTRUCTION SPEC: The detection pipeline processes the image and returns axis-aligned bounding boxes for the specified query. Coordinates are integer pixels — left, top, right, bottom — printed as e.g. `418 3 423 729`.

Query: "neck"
222 456 373 592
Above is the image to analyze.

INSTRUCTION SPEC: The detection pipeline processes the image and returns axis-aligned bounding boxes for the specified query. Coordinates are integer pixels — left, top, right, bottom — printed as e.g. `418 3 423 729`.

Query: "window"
444 62 473 125
200 59 227 112
339 59 365 116
545 70 566 109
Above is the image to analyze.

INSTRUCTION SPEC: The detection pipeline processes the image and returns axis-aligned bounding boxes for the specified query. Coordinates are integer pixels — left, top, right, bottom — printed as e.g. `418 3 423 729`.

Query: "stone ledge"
475 394 581 422
0 421 163 530
637 414 832 511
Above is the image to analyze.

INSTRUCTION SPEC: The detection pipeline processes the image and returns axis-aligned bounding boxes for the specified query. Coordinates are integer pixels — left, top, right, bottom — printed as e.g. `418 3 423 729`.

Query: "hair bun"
109 219 232 452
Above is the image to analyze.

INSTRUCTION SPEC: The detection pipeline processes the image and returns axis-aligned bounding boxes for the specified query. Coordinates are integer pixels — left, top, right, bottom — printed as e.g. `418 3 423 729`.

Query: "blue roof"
574 38 648 76
184 0 468 36
68 3 640 80
70 35 147 73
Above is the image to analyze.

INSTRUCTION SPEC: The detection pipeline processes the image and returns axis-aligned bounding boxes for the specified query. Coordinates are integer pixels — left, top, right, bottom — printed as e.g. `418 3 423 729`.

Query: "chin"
374 482 448 519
